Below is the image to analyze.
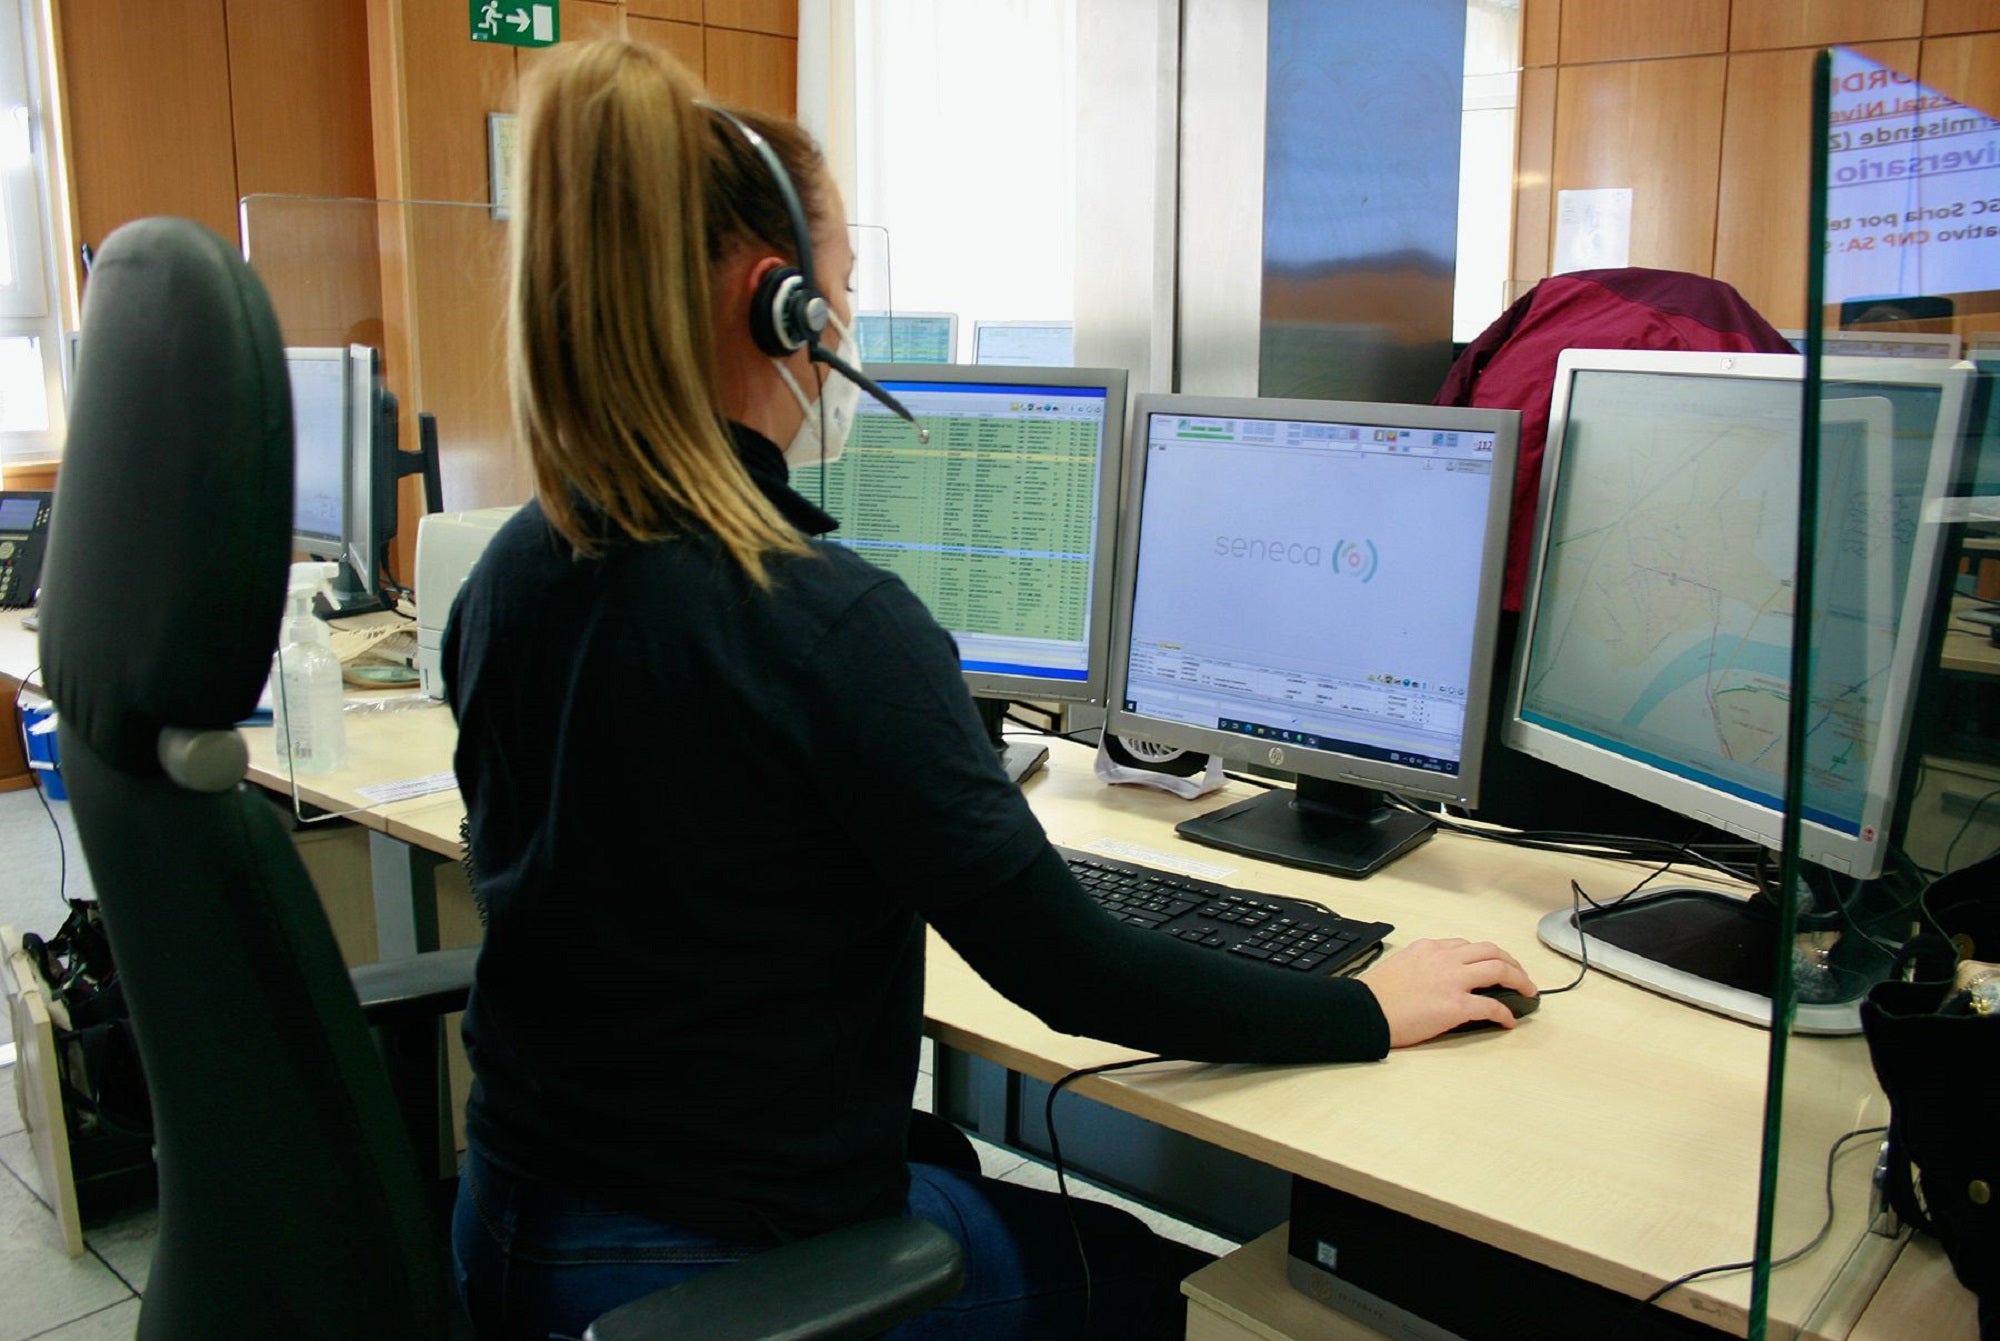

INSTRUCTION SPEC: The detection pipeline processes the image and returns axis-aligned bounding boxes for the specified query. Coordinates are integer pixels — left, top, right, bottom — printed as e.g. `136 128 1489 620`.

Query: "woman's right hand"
1355 937 1539 1047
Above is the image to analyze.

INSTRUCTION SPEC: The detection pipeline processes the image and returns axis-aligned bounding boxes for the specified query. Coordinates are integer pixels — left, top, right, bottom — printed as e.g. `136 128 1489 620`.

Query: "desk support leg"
370 832 445 960
366 834 454 1185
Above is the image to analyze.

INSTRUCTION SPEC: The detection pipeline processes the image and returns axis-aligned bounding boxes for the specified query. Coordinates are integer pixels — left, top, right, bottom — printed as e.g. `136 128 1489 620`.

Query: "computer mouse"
1447 985 1540 1034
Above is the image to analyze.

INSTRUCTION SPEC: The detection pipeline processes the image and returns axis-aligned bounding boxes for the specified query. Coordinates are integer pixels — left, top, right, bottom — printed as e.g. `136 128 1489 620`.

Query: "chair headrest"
39 218 293 777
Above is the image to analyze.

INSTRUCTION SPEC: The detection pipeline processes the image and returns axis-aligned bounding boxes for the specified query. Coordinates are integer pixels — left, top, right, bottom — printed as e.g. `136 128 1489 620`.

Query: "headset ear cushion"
751 266 807 357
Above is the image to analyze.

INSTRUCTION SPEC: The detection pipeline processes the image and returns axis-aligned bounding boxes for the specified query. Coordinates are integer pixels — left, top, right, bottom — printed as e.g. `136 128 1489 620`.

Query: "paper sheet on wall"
1553 188 1633 274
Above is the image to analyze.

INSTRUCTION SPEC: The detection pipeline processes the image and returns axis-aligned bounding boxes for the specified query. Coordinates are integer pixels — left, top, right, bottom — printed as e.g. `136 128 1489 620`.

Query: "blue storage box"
21 700 64 801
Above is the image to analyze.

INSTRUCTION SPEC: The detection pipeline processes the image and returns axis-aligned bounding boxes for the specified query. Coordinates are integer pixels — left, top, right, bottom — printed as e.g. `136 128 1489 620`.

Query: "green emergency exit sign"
472 0 558 47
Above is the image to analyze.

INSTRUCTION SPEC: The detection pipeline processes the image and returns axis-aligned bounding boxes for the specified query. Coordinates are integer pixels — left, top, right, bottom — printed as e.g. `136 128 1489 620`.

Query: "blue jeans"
453 1146 1187 1340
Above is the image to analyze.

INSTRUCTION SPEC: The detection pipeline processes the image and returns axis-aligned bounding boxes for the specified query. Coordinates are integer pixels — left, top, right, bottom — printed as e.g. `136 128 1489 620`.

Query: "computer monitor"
1508 349 1971 1031
285 344 407 613
1778 328 1962 360
287 346 350 567
973 321 1074 368
1105 395 1521 878
853 312 957 364
811 364 1127 782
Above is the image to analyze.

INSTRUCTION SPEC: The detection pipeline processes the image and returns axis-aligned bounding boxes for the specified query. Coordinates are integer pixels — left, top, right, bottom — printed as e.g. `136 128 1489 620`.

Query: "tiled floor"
0 1068 149 1341
1 790 1235 1337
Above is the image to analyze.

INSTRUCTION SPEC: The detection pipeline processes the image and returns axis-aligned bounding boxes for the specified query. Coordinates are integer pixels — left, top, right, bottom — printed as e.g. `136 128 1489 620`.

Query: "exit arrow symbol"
507 8 530 30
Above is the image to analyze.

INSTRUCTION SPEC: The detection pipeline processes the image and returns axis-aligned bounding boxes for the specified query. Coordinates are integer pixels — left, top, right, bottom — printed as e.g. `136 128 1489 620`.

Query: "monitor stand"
976 697 1047 785
314 554 386 618
1175 776 1435 879
316 580 386 619
1535 886 1881 1035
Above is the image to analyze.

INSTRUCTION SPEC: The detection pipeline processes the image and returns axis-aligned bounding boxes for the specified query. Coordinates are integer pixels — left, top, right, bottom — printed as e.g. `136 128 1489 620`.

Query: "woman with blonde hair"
444 37 1534 1341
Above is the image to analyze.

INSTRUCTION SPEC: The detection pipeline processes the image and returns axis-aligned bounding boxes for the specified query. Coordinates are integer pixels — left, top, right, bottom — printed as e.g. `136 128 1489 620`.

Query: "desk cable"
1388 795 1767 885
1398 798 1940 980
11 661 69 912
1044 1053 1173 1336
1630 1123 1889 1321
1938 784 2000 875
1040 1020 1895 1332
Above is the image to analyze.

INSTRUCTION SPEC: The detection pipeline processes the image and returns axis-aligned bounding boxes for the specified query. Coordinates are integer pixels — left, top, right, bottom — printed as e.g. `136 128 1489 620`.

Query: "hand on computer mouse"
1355 938 1539 1048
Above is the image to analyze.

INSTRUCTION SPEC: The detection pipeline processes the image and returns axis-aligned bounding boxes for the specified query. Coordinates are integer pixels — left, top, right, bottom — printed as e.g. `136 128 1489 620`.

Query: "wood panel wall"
54 0 798 579
1516 0 2000 332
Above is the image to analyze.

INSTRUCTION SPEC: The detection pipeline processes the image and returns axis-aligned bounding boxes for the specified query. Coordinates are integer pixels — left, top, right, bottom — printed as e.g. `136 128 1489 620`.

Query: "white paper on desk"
327 621 413 667
1553 188 1632 274
355 771 458 804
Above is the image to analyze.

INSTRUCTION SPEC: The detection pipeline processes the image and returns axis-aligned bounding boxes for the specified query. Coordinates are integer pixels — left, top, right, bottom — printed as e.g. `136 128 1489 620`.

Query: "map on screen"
1520 369 1928 838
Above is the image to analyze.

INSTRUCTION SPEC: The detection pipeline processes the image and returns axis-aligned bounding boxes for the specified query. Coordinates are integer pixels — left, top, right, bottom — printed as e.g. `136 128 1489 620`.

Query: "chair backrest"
37 217 452 1339
1437 266 1796 613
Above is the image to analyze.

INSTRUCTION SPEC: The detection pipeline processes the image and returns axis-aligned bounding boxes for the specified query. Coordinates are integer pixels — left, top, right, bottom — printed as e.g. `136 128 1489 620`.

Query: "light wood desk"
925 741 1908 1340
1942 595 2000 678
240 694 465 957
1848 1235 1980 1340
15 630 1949 1340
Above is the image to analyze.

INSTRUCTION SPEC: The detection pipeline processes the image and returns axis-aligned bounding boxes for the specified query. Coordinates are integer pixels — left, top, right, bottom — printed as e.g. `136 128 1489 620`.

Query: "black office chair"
36 216 962 1340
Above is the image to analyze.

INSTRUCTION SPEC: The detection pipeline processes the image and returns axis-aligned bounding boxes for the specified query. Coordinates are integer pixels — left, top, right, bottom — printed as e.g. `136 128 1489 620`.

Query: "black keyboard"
1060 847 1393 977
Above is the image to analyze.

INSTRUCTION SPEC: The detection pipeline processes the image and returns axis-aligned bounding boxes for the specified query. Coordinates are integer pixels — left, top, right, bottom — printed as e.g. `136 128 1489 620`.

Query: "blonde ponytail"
508 39 810 586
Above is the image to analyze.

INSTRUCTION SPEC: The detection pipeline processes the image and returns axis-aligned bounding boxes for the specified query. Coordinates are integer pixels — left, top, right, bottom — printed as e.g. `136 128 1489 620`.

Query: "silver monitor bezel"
343 343 382 595
284 345 351 561
1106 393 1521 808
845 360 1129 706
971 320 1075 367
1505 348 1971 877
853 310 959 364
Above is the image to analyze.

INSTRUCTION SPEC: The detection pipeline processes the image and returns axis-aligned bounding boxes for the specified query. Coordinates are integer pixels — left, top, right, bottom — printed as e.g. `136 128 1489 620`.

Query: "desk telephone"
0 491 52 608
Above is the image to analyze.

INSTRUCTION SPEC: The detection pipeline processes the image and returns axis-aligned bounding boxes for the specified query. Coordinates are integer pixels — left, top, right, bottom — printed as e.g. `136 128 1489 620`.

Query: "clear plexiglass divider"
1753 47 1999 1339
241 193 503 829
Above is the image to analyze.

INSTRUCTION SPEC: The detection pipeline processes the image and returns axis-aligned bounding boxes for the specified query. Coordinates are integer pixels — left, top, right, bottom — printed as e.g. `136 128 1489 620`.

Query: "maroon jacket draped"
1436 267 1795 611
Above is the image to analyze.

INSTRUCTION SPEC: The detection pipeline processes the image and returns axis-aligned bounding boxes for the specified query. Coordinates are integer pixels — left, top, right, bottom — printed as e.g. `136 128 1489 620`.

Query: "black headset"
704 104 830 358
703 104 926 438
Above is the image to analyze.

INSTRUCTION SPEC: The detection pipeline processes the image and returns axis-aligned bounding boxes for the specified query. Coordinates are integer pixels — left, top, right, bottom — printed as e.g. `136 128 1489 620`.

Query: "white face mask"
775 313 861 470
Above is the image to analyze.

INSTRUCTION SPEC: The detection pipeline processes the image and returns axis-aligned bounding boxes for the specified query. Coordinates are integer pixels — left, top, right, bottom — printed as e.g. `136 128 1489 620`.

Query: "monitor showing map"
1506 350 1969 1031
1509 350 1967 879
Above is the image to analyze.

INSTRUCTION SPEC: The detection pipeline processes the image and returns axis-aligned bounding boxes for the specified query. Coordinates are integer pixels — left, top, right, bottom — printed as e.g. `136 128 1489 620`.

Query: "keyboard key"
1060 847 1392 979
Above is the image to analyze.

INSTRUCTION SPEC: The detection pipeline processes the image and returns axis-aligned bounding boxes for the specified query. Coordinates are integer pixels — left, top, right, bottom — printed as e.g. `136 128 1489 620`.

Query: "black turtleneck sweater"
442 423 1388 1242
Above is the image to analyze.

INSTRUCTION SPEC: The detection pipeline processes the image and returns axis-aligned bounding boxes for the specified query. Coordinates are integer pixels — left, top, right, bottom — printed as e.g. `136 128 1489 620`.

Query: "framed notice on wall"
489 113 519 221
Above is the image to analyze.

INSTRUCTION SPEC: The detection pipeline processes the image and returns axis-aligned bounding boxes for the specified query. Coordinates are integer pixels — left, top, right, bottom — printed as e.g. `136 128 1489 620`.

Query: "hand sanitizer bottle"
271 562 348 774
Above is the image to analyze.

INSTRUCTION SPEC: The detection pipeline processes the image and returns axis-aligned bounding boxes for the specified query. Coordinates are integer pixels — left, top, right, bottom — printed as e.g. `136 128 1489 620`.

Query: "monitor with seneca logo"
1106 395 1520 877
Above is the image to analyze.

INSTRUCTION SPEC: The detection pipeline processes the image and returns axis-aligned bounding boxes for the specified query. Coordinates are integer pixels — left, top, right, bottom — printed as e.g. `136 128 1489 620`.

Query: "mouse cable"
13 663 69 913
1044 1054 1173 1336
1534 858 1677 997
1630 1124 1888 1318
